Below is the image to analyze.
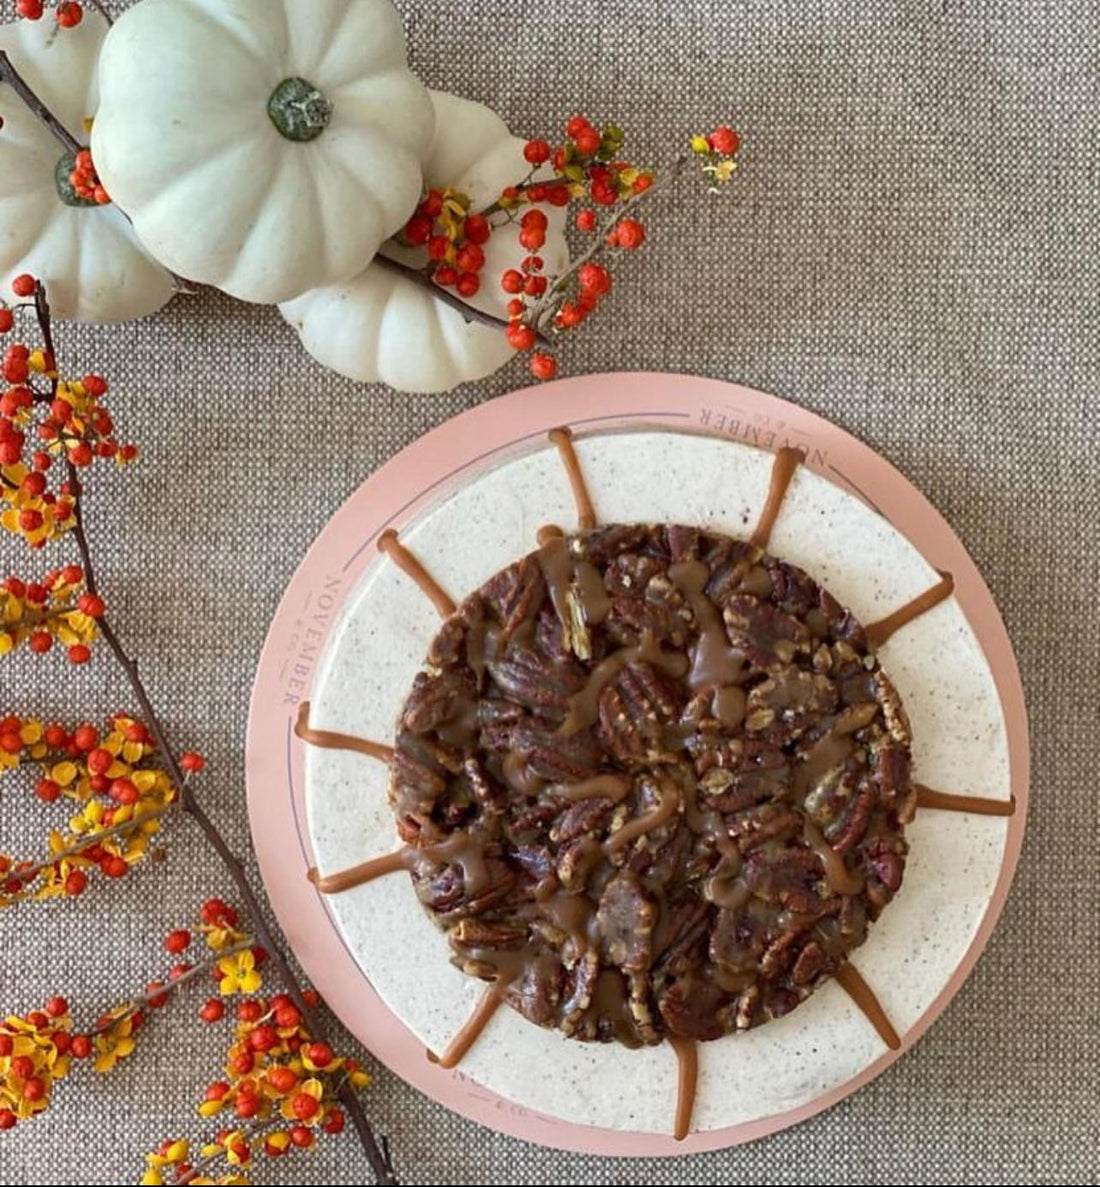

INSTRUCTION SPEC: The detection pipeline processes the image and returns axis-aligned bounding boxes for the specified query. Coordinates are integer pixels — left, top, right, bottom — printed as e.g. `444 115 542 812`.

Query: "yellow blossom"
703 158 738 186
690 133 711 154
94 1012 137 1073
217 951 262 997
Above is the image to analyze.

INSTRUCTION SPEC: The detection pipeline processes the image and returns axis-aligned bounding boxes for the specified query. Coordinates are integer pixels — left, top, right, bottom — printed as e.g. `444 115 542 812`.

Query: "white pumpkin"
0 12 174 324
280 90 569 394
91 0 434 305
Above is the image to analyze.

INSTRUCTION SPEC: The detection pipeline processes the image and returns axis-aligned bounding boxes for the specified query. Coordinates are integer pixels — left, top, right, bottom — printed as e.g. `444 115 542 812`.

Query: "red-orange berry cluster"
0 563 101 661
1 276 138 550
0 713 176 905
497 116 657 381
68 148 110 206
402 188 492 299
0 995 74 1128
15 0 83 25
141 982 365 1183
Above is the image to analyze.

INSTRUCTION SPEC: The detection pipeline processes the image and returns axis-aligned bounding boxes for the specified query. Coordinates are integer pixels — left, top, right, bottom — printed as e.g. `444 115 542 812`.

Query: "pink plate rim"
245 372 1029 1157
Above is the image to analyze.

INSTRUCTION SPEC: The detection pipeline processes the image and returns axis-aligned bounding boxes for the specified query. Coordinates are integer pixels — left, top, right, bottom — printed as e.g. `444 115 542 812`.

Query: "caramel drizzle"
378 528 456 618
803 819 864 895
560 631 689 737
436 984 502 1069
604 779 681 853
552 774 632 803
670 1037 699 1141
294 702 394 764
548 426 597 530
668 560 746 692
865 572 954 650
536 523 565 546
307 849 409 895
834 961 901 1050
916 784 1015 817
750 446 805 549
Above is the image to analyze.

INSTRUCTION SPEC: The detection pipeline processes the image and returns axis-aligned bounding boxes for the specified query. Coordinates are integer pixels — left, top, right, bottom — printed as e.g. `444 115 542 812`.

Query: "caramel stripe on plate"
307 849 410 895
865 572 954 649
548 426 597 530
436 984 503 1070
835 961 901 1050
670 1037 699 1141
750 446 805 549
916 784 1015 816
378 529 456 618
294 702 393 763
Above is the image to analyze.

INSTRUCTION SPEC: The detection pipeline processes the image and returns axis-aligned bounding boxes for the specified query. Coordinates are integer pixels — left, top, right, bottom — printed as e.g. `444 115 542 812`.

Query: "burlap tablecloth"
2 0 1097 1182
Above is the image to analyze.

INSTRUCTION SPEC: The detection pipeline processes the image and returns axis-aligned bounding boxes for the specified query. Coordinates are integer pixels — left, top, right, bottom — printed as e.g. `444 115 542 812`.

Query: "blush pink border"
245 373 1028 1156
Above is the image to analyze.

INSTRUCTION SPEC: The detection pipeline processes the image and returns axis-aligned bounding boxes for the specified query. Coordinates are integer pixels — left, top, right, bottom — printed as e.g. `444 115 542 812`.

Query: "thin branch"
86 937 255 1036
477 176 571 220
86 606 399 1185
372 253 549 347
30 293 397 1183
0 50 81 155
85 0 114 24
8 801 178 884
527 153 691 332
174 1117 279 1185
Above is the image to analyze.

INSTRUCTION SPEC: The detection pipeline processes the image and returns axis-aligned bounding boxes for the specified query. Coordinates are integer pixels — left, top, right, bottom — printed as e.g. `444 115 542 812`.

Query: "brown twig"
8 801 178 885
30 292 397 1184
526 153 691 332
85 0 114 24
371 253 549 347
0 50 81 155
7 68 193 297
477 176 572 220
173 1117 278 1185
85 937 255 1036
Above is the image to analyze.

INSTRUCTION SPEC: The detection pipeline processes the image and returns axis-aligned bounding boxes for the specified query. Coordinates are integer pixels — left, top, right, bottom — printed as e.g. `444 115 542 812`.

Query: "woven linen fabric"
2 0 1098 1182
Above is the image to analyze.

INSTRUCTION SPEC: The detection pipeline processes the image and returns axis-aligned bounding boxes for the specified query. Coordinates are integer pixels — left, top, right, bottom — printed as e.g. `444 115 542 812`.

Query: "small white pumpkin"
280 90 569 394
0 12 174 324
91 0 434 305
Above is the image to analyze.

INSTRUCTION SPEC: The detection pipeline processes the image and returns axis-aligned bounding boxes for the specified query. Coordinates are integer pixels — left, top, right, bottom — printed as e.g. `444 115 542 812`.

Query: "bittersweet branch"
29 287 398 1186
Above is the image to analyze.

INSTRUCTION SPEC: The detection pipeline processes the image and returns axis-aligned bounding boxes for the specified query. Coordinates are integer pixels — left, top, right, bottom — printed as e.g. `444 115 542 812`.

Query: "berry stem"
85 0 113 25
9 802 179 885
85 937 255 1036
527 153 691 333
29 293 397 1184
372 254 550 347
476 176 571 220
175 1117 289 1184
0 51 81 156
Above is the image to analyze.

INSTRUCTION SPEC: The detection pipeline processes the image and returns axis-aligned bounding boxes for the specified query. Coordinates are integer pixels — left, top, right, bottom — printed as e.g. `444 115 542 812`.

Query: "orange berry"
305 1041 333 1068
530 353 558 382
291 1092 319 1121
267 1066 298 1094
199 998 225 1024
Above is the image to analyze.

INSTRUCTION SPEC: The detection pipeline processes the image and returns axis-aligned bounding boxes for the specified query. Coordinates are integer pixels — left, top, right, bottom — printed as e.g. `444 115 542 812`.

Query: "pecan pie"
388 524 915 1046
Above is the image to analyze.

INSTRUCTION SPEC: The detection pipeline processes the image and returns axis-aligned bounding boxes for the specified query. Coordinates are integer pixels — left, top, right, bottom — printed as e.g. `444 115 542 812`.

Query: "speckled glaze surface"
245 374 1028 1155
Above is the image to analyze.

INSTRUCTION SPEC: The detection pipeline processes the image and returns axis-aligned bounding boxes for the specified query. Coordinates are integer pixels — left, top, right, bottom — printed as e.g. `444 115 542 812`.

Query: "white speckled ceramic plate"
246 374 1028 1155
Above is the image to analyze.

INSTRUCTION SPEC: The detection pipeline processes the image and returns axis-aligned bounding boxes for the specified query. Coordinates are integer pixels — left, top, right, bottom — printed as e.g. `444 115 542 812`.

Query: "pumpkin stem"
268 77 333 142
54 151 98 208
